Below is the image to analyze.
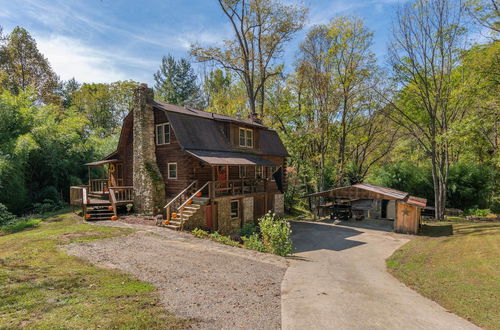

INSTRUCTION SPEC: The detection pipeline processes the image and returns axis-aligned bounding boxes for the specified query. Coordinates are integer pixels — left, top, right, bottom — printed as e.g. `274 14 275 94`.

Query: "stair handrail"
163 180 198 209
108 187 118 218
177 181 210 231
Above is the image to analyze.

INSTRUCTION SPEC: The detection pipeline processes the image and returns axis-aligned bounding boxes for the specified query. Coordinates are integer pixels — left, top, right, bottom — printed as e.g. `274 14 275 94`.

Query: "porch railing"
108 186 134 217
209 178 267 198
70 185 89 217
89 179 108 193
164 180 198 222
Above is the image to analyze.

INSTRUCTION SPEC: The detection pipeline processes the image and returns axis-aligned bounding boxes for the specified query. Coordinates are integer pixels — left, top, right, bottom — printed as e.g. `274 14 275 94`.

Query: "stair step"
164 224 180 230
192 197 209 205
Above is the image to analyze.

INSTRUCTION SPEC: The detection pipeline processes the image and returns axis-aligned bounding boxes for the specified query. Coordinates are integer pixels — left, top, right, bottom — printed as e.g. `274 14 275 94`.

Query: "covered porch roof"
185 149 277 166
83 159 119 166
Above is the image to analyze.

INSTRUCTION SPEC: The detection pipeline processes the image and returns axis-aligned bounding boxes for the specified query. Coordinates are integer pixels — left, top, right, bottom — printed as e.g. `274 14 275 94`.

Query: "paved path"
281 221 480 330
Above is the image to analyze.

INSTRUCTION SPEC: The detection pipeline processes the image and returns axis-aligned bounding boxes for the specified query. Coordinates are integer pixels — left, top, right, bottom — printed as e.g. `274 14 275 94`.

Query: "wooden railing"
209 178 266 198
177 182 210 230
70 186 88 217
89 179 108 193
108 186 134 218
164 180 198 223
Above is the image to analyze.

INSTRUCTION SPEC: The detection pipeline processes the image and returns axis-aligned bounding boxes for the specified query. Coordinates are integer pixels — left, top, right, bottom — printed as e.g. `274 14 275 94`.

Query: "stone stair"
164 197 209 230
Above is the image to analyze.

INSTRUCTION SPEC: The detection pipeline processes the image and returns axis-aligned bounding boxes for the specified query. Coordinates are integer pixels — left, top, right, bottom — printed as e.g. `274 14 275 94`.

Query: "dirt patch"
118 215 158 227
64 221 288 329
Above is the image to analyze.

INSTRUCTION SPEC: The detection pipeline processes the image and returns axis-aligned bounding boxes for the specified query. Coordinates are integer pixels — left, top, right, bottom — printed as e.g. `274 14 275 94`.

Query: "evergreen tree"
153 55 202 108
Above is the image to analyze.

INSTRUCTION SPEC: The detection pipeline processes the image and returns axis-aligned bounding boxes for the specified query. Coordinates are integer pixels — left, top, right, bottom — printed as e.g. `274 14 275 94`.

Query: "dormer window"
239 128 253 148
156 123 170 145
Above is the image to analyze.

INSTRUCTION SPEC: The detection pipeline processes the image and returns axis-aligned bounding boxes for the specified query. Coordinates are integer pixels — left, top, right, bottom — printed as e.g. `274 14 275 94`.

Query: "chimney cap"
140 83 148 88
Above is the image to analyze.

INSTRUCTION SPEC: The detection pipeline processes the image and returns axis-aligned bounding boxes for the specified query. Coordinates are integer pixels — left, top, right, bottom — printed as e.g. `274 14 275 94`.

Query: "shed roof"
304 183 427 207
185 150 277 166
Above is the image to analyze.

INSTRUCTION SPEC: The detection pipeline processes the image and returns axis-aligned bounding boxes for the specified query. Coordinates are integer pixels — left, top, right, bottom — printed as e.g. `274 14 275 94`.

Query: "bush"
208 232 240 247
241 233 267 252
1 219 41 234
259 212 293 256
465 208 491 217
31 199 66 214
0 203 17 226
239 223 257 237
192 228 209 238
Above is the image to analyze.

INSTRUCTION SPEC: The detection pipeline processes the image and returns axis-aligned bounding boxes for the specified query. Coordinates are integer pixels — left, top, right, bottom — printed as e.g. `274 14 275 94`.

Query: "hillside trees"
191 0 307 118
387 0 467 220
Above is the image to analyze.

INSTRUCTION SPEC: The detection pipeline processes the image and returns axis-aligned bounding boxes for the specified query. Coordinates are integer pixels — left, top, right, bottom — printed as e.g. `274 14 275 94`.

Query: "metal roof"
84 159 119 166
304 183 427 207
185 149 277 166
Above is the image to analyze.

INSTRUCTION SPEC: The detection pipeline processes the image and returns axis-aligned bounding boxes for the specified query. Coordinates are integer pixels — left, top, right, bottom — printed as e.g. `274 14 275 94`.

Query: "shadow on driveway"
290 221 366 253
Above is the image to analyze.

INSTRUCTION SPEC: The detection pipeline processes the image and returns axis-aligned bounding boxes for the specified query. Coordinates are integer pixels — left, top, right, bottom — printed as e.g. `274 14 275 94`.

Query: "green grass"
387 221 500 329
0 219 41 234
0 212 188 329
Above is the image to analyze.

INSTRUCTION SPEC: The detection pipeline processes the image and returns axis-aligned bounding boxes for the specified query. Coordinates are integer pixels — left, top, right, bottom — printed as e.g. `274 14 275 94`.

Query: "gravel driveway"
281 221 480 330
64 221 287 329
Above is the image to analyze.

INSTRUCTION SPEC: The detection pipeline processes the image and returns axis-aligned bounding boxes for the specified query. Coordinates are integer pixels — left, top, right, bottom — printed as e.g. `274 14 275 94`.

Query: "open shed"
305 183 427 234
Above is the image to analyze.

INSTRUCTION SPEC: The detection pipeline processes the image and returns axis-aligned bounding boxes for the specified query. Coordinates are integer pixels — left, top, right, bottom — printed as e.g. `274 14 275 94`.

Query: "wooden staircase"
164 197 209 230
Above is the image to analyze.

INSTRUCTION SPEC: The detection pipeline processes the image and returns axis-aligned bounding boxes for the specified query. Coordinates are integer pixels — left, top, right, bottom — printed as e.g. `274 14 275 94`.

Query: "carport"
304 183 427 234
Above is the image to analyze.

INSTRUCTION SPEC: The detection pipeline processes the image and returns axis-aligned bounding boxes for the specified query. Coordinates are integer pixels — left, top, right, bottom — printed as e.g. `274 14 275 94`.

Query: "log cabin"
70 84 288 235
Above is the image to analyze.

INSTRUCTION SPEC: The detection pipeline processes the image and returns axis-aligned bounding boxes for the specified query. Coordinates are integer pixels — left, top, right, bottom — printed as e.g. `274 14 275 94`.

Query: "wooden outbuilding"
305 183 427 234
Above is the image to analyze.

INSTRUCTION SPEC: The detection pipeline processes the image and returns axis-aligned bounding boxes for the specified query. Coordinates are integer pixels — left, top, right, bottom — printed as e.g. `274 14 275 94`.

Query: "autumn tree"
153 55 202 108
0 27 59 104
191 0 307 119
203 68 247 116
387 0 467 220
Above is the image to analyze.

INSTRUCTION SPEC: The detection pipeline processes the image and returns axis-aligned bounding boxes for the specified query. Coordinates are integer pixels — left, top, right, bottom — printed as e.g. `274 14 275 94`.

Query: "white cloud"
36 35 155 83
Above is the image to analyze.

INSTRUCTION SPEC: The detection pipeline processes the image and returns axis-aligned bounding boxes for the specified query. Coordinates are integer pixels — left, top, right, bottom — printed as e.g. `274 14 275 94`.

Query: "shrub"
208 232 240 247
239 223 257 237
192 228 209 238
1 219 41 234
465 208 491 217
259 212 293 256
0 203 17 226
241 233 267 252
31 199 66 215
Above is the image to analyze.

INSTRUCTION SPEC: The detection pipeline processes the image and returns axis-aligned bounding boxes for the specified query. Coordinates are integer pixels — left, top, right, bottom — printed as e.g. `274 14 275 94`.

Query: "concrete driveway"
281 221 479 330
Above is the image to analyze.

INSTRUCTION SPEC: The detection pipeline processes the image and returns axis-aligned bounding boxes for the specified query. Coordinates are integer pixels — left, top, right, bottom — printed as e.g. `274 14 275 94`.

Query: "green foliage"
31 199 66 215
241 233 267 252
239 223 257 237
259 212 293 256
192 228 209 238
153 54 202 108
0 218 41 234
208 232 240 247
0 203 16 226
464 208 492 217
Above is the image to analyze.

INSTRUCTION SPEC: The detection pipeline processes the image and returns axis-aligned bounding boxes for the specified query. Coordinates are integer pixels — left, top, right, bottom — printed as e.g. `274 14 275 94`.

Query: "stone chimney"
132 83 166 214
248 112 262 124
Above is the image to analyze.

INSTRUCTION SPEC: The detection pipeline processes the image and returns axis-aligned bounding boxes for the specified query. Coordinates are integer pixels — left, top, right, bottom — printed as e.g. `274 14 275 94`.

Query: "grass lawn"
0 211 188 329
387 221 500 329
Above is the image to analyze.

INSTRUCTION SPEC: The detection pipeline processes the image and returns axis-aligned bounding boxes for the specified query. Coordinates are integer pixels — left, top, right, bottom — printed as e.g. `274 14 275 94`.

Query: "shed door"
395 202 418 234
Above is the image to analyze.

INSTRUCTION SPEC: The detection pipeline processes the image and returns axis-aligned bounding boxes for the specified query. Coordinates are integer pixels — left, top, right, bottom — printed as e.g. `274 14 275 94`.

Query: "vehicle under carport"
304 183 427 234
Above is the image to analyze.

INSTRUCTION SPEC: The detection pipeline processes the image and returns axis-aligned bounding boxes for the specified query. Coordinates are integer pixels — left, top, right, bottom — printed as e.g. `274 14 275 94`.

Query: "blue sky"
0 0 410 85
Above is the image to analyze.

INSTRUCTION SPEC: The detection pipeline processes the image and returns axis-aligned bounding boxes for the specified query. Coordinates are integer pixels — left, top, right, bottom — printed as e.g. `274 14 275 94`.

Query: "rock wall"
183 206 206 230
242 197 254 224
132 83 166 214
216 198 240 235
274 193 284 216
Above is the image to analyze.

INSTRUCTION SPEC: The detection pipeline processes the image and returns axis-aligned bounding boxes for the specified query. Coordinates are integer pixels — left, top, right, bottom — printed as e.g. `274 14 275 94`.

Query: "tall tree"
191 0 307 118
0 27 59 104
153 55 202 108
465 0 500 35
327 16 378 185
387 0 467 220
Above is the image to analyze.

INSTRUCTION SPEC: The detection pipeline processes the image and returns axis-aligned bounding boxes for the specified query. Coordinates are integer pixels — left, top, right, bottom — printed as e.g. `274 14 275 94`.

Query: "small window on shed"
230 200 239 219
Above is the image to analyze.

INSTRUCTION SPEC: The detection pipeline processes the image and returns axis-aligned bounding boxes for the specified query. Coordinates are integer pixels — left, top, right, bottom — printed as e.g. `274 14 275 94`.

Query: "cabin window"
255 165 263 179
168 163 177 179
238 128 253 148
269 166 277 181
239 166 247 178
156 123 170 145
230 200 239 219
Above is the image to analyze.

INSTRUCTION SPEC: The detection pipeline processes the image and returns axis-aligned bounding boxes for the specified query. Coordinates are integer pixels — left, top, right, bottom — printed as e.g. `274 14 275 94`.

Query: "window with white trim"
156 123 170 145
168 163 177 179
255 165 263 179
238 128 253 148
269 166 277 181
230 200 239 219
239 166 247 178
